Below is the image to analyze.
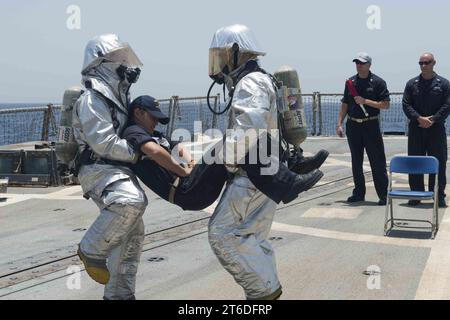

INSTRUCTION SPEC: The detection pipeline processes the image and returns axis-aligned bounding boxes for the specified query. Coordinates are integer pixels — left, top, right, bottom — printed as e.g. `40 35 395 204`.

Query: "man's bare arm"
337 103 348 137
354 96 390 110
177 145 193 164
140 142 190 177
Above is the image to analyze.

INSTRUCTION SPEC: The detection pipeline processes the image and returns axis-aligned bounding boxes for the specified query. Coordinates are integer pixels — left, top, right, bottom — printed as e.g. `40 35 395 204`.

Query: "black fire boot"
244 162 324 205
281 169 323 204
289 149 329 175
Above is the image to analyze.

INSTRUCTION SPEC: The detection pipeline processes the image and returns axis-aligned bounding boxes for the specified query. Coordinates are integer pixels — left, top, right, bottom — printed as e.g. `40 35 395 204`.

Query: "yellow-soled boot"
247 286 283 300
77 246 110 285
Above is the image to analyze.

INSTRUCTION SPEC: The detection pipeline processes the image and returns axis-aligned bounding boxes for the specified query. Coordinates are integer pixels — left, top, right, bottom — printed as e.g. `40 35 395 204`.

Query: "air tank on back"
273 66 307 151
55 87 83 165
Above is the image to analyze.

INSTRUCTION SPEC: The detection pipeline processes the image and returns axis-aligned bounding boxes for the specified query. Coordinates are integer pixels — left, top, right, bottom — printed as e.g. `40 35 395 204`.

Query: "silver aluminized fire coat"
73 35 147 300
208 71 281 299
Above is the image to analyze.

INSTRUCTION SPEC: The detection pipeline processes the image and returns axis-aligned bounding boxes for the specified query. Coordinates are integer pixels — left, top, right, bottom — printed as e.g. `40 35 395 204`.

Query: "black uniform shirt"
402 73 450 125
122 123 174 154
122 123 179 199
342 72 390 118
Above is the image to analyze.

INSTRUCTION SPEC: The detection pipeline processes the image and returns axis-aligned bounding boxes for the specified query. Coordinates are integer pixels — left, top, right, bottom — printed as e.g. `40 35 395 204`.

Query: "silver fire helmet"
209 24 265 77
82 34 143 74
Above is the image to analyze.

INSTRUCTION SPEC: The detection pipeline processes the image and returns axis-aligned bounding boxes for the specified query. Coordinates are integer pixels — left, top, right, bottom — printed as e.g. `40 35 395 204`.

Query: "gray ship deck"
1 136 449 300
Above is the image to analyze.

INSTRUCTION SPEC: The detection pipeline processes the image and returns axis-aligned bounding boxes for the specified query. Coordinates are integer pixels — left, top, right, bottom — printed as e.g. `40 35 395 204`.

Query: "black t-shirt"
122 124 178 199
122 124 174 154
342 72 390 118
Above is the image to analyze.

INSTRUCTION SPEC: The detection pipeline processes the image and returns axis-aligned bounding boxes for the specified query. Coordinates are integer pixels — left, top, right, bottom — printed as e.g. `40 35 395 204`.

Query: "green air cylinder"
55 86 82 164
274 66 308 150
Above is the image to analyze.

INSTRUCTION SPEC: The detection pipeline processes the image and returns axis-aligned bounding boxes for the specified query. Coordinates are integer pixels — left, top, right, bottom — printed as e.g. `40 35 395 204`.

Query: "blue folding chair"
384 156 439 239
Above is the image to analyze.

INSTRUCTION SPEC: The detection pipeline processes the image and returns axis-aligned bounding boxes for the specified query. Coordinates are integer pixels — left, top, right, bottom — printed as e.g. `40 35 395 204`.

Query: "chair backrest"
390 156 439 174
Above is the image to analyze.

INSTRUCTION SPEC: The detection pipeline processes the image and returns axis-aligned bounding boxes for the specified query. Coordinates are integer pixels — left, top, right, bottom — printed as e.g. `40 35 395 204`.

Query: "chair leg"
433 177 439 238
434 197 439 239
432 211 437 240
384 197 390 235
436 206 439 232
390 199 394 230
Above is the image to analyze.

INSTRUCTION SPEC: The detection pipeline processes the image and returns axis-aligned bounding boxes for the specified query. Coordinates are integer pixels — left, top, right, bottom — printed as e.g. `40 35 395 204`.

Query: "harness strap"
169 177 180 204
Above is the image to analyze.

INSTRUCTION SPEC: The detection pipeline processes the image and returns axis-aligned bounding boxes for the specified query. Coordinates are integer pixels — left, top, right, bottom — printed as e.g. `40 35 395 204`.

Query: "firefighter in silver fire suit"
73 34 147 300
207 24 283 300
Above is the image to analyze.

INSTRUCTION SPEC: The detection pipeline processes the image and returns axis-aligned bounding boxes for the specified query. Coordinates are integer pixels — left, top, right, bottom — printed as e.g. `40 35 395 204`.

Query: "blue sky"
1 0 450 102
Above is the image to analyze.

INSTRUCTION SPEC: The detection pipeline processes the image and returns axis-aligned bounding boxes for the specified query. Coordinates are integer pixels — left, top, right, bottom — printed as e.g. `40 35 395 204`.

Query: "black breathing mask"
116 65 141 84
209 65 230 85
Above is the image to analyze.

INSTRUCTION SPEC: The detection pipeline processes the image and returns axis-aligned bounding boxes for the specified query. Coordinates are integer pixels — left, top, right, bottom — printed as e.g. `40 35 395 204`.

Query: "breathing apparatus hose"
207 80 233 115
206 43 241 116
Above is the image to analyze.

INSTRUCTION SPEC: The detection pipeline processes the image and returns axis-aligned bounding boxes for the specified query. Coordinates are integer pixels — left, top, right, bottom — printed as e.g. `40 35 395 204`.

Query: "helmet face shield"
208 24 266 79
208 47 231 77
103 43 143 68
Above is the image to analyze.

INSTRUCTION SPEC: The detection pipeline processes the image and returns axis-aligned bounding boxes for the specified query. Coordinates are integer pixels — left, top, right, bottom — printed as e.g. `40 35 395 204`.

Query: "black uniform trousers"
408 123 447 199
346 119 388 200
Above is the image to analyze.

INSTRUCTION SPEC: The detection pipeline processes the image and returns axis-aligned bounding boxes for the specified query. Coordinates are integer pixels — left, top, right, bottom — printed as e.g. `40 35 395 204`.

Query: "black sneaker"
347 195 365 203
378 198 387 206
289 150 329 175
439 198 448 208
282 169 324 204
408 200 421 206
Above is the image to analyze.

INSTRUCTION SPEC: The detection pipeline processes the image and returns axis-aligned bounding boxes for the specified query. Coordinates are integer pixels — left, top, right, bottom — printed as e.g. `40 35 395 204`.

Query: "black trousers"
346 119 388 200
408 123 448 199
132 159 228 211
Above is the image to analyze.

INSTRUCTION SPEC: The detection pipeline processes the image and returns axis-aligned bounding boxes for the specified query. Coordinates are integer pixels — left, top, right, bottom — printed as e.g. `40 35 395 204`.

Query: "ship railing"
1 92 440 147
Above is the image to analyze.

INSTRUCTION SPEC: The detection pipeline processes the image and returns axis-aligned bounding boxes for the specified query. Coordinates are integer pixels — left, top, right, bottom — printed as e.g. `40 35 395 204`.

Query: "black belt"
349 116 379 123
77 148 127 170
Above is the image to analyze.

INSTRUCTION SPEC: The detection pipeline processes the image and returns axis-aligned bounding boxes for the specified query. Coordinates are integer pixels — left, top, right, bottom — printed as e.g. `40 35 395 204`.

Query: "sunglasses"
355 61 368 65
419 60 434 66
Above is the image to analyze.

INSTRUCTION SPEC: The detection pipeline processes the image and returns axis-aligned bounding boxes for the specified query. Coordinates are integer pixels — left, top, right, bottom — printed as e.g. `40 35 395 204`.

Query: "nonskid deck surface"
1 137 450 299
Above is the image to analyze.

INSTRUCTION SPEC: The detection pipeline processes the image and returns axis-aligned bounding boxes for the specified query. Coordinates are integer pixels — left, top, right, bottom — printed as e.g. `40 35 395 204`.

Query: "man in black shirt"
402 53 450 208
337 53 390 205
123 96 231 211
